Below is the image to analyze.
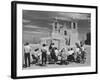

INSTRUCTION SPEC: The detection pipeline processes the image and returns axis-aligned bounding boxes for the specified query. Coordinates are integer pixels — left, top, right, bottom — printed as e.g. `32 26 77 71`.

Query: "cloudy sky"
22 10 91 43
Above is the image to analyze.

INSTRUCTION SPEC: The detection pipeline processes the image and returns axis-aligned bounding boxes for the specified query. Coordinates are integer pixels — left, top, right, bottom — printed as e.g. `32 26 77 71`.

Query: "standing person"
80 43 87 63
49 43 53 52
41 44 47 65
49 43 56 63
54 47 58 63
46 47 51 64
24 42 31 67
55 48 59 57
50 47 57 63
48 43 52 63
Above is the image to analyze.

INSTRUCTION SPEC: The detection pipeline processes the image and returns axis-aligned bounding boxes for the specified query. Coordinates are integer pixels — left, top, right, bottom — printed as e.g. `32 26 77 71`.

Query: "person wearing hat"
24 42 31 67
41 44 47 65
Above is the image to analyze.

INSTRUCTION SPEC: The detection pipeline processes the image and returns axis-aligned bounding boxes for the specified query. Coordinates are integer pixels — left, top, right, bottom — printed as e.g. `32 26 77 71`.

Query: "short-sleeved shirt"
81 47 85 51
68 50 74 55
41 47 47 52
34 51 39 57
55 49 59 56
41 47 47 55
75 48 80 53
24 45 31 53
75 48 81 54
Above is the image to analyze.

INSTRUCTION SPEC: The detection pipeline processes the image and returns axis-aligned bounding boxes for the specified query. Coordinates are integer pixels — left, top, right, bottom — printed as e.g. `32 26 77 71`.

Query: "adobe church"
40 18 79 49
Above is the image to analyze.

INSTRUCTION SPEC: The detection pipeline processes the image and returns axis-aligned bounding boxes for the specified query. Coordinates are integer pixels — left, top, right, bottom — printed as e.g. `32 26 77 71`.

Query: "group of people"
23 42 87 68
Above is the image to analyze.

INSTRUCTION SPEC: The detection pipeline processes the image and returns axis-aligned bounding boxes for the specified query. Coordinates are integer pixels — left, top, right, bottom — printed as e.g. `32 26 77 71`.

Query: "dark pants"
42 52 47 65
25 53 30 67
67 55 74 62
51 52 57 62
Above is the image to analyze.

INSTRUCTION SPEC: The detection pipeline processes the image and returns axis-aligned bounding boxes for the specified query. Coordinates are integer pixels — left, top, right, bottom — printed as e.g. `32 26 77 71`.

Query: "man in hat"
41 44 47 65
24 42 31 67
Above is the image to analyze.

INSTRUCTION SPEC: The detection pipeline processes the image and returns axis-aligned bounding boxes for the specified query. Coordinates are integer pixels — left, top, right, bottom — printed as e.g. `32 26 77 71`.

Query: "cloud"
58 13 90 20
24 25 40 28
23 31 50 38
23 25 51 32
23 19 31 23
23 31 43 34
23 31 50 35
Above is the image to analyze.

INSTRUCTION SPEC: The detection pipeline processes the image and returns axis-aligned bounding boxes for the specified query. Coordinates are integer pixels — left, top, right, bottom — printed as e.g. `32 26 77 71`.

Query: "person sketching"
32 48 39 64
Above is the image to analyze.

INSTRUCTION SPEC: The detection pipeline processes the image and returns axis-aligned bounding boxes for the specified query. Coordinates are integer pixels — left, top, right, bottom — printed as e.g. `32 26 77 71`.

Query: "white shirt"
24 45 31 53
34 51 39 57
81 47 85 51
41 46 47 54
68 50 74 55
74 47 82 54
42 46 47 50
55 49 59 56
75 48 80 53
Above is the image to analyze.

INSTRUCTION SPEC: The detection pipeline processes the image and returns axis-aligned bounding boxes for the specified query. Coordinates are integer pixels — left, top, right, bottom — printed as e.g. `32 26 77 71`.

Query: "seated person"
60 48 67 64
31 48 39 64
67 48 75 62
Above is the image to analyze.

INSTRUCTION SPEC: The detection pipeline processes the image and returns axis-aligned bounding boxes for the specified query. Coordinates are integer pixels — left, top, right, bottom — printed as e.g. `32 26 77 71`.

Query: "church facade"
40 18 79 49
